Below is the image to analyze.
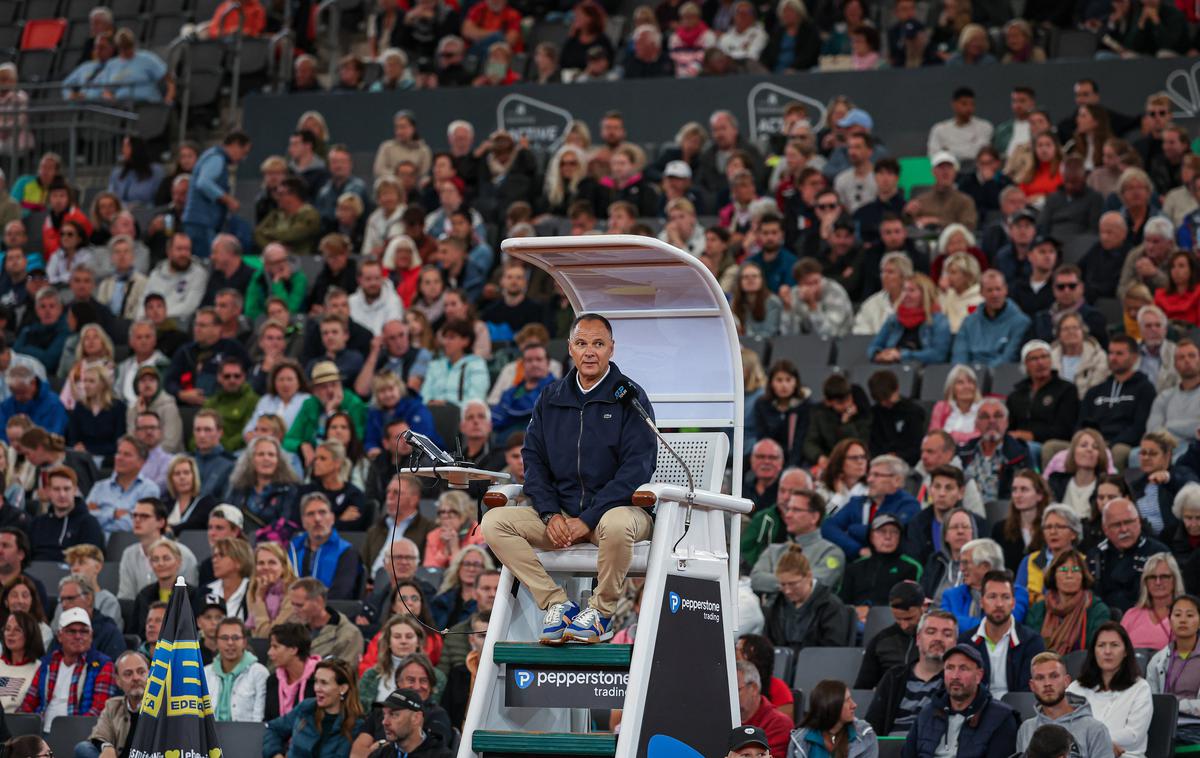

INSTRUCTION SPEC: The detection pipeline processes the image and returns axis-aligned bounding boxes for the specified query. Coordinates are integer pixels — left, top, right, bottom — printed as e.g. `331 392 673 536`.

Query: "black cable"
388 432 486 637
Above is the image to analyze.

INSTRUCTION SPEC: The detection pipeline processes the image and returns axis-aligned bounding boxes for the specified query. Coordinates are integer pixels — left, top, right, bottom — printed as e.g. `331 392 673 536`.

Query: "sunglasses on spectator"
1054 282 1079 290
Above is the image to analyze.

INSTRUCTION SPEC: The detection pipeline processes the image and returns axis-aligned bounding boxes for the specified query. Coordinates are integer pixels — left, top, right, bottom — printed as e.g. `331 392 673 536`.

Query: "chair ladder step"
471 730 617 756
493 642 633 667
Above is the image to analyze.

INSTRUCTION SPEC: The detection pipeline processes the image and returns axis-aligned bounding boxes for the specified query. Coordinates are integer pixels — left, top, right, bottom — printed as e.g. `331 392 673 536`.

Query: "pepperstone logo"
496 94 574 151
513 669 534 689
669 591 681 614
746 82 829 144
666 590 721 623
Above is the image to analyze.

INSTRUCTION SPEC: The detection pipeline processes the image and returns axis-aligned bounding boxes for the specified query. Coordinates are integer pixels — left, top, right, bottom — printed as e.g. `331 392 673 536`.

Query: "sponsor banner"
504 665 629 708
496 94 573 151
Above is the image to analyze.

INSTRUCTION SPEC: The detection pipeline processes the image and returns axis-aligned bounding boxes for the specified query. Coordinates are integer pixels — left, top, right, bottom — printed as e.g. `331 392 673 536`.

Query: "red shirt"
745 695 794 757
465 3 524 51
210 0 267 36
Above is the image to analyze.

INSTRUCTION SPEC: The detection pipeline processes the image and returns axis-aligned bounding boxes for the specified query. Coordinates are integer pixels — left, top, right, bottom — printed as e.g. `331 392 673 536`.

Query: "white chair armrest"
483 483 526 508
631 483 753 515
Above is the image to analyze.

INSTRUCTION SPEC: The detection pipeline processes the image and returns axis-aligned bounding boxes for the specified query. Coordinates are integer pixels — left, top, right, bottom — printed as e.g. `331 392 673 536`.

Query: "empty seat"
740 335 770 366
428 402 460 449
772 646 796 683
21 18 67 50
148 14 185 47
1147 694 1178 758
792 647 864 696
1001 691 1038 722
850 688 874 716
919 363 953 402
989 363 1024 396
833 335 875 367
187 39 225 71
98 562 121 594
1063 649 1087 678
27 561 70 592
134 101 172 141
106 531 139 561
23 0 61 17
64 0 92 19
46 716 96 758
111 0 142 15
770 334 834 367
327 599 361 619
984 500 1011 532
862 605 894 648
215 722 267 758
7 714 41 737
178 529 212 561
17 49 55 83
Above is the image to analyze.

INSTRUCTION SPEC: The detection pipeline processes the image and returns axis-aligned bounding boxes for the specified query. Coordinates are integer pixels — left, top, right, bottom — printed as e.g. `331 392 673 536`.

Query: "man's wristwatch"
540 512 557 525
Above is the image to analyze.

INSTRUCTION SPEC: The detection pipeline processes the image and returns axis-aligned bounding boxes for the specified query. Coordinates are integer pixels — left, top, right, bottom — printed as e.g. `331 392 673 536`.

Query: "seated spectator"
732 263 784 339
1010 233 1058 319
840 513 921 622
1078 214 1130 305
1079 335 1156 470
1024 549 1112 655
1088 498 1170 613
602 144 659 217
1120 552 1183 650
245 359 311 446
253 177 321 257
116 497 198 600
441 289 491 360
288 492 363 600
263 660 364 758
361 177 405 260
305 314 365 391
203 618 267 723
1014 132 1065 204
244 542 298 639
1136 304 1178 391
0 610 44 713
811 438 867 518
751 360 810 468
960 398 1033 503
1007 341 1079 453
282 361 367 467
783 258 853 338
2 577 49 647
745 214 797 292
357 615 444 707
83 436 158 536
852 251 910 336
1156 250 1200 327
490 343 553 441
930 364 983 446
1119 214 1172 296
45 220 95 287
300 437 367 529
1016 652 1115 757
15 289 70 375
261 621 318 720
953 271 1031 367
868 273 951 365
733 662 792 756
735 633 795 719
65 366 124 463
761 0 820 72
941 539 1029 630
1038 155 1102 240
937 252 983 335
18 607 115 728
905 151 978 230
1051 311 1109 398
1033 265 1110 351
421 321 490 405
286 129 329 194
1066 622 1153 758
750 487 845 594
1047 429 1108 523
909 430 983 517
901 642 1018 757
107 136 163 209
667 3 716 78
822 455 919 558
287 578 364 667
904 466 983 566
60 544 121 627
790 679 876 758
866 608 959 736
867 368 925 466
128 539 193 635
1017 505 1085 606
803 375 871 470
1127 431 1181 540
962 570 1046 699
923 506 983 605
429 545 493 629
1145 593 1200 746
763 544 852 648
203 537 252 620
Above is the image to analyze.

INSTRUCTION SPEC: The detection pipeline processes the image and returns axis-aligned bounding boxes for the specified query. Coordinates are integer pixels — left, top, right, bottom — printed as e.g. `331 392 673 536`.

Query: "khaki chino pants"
481 505 653 617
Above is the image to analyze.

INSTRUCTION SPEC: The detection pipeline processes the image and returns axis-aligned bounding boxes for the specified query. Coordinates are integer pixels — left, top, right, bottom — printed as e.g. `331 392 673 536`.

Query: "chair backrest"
772 646 796 683
45 715 97 758
7 713 42 737
20 19 67 51
248 635 270 666
27 561 70 593
793 647 864 694
105 530 139 561
1063 649 1087 678
215 721 267 758
650 433 729 493
862 605 894 648
850 688 874 716
1147 694 1178 758
178 529 212 561
1000 691 1038 723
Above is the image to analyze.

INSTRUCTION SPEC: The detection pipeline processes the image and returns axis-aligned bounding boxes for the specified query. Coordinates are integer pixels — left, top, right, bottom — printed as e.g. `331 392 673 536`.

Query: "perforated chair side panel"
649 433 728 493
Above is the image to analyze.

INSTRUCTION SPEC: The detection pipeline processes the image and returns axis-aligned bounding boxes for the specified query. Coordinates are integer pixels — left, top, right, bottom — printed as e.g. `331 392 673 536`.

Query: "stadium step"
492 642 632 667
471 730 617 756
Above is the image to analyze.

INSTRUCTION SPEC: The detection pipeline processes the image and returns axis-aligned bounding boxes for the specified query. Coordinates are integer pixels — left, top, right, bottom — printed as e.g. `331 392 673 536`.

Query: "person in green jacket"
284 360 366 466
253 177 322 256
245 242 309 320
202 357 260 452
1023 548 1112 655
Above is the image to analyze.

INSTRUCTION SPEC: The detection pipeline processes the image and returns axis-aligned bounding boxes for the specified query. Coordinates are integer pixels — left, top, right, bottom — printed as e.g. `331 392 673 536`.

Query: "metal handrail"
213 2 245 127
269 29 295 93
169 3 246 144
315 0 341 84
0 91 138 180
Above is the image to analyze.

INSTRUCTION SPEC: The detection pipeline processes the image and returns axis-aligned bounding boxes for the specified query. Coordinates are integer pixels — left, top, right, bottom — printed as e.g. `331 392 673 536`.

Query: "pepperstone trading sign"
504 665 629 708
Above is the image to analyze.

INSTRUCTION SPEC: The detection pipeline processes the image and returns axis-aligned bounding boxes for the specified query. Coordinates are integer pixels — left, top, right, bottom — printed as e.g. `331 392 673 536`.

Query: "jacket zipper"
577 404 587 512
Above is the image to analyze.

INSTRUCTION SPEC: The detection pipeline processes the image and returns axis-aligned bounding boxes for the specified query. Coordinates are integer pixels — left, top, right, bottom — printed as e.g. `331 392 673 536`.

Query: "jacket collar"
545 362 629 408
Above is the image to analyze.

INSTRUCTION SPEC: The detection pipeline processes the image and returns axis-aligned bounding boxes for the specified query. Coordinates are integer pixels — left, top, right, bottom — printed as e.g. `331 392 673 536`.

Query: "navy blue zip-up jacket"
522 362 656 530
901 685 1019 758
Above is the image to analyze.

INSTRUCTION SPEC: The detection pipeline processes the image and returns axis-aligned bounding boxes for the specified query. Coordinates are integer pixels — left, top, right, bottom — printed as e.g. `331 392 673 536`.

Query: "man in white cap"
659 159 708 215
19 607 118 730
904 151 978 229
1006 339 1080 467
952 270 1031 367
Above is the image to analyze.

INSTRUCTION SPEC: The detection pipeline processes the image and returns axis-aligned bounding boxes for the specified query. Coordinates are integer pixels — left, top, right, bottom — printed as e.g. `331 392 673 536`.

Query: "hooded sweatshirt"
1078 371 1156 448
1014 693 1114 757
205 650 268 722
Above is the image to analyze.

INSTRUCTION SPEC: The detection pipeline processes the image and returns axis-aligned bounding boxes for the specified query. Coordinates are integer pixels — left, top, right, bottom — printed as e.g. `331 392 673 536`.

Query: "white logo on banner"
496 94 574 150
1165 60 1200 117
746 82 829 144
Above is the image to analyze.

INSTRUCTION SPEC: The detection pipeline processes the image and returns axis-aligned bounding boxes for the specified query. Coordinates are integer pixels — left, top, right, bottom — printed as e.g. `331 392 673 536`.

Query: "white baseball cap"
931 150 960 170
60 607 91 630
664 160 692 180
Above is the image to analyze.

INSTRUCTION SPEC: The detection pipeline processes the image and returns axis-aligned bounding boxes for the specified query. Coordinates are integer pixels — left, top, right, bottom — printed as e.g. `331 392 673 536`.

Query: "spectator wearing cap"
953 271 1031 367
735 660 793 755
1078 212 1130 304
928 88 995 164
282 360 367 464
1006 340 1080 451
818 214 867 301
992 206 1039 285
962 569 1046 699
364 687 451 758
839 513 922 621
18 606 116 729
864 609 958 734
1118 215 1173 297
904 151 978 229
902 642 1019 758
822 109 887 182
856 581 926 689
724 725 771 758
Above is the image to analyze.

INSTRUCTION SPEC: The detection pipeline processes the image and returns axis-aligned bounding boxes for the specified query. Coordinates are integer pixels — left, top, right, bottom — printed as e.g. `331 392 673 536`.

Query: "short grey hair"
1042 503 1083 539
35 287 61 305
735 659 760 689
171 173 190 190
299 491 333 514
1100 497 1138 524
961 538 1004 569
1136 304 1167 327
632 24 661 46
1144 216 1174 240
978 396 1009 419
461 399 490 422
90 6 113 23
447 119 474 140
1174 482 1200 519
59 573 94 600
710 109 738 131
5 364 35 387
871 454 909 480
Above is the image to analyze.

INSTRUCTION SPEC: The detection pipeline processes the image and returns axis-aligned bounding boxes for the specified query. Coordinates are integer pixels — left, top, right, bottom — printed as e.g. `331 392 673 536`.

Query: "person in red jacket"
40 177 91 255
1154 249 1200 327
737 659 794 756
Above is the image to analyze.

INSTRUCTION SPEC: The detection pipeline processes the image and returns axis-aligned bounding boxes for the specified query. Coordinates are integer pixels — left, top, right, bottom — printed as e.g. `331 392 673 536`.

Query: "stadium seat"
1049 28 1098 59
327 598 361 619
23 0 60 18
770 334 834 367
792 647 864 696
17 49 55 84
877 736 905 758
1094 298 1122 326
1001 691 1038 722
428 402 461 452
740 335 770 366
106 531 139 561
833 335 875 367
546 338 569 366
249 636 270 665
148 14 186 47
1146 694 1178 758
178 529 212 561
416 565 444 589
983 500 1010 532
1062 233 1097 266
772 646 795 683
46 715 97 758
20 18 67 51
0 1 17 24
98 562 120 595
850 688 874 715
342 530 367 553
63 0 92 19
1063 649 1086 678
27 561 70 592
123 633 139 651
918 363 952 402
134 102 172 142
989 363 1024 396
215 722 267 758
862 605 893 648
7 713 41 737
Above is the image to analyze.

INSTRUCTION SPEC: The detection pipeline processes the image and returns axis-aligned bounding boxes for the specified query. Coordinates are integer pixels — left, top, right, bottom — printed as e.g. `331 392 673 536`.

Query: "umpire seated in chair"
481 313 656 645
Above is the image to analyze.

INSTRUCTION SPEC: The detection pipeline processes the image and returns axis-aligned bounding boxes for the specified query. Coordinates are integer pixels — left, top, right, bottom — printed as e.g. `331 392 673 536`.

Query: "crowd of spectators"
2 1 1200 757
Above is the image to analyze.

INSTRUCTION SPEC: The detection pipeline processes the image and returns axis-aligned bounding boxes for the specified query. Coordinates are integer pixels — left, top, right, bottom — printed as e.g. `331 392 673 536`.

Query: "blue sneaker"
563 607 613 643
539 600 579 644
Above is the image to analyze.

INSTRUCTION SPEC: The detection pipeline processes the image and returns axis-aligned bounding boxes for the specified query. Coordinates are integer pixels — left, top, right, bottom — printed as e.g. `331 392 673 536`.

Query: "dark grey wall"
242 56 1200 166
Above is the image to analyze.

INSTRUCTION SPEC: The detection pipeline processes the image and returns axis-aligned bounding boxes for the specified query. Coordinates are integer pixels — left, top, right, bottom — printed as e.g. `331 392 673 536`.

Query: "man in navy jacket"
481 313 656 644
960 570 1045 698
821 454 920 557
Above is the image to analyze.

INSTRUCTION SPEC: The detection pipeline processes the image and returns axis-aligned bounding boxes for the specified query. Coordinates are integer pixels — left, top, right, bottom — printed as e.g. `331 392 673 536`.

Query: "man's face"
932 162 956 186
1074 81 1098 106
131 501 162 538
193 313 220 346
981 276 1007 311
1025 348 1052 384
1009 218 1036 247
359 265 384 298
1011 91 1034 118
1031 661 1069 707
145 607 165 643
0 533 22 574
302 500 334 540
1141 311 1166 346
328 150 351 180
758 222 783 252
870 523 901 553
1053 272 1082 307
48 475 75 510
980 579 1015 626
1144 233 1172 261
943 655 983 703
144 297 166 323
475 573 499 612
1164 130 1188 161
866 462 899 499
1102 500 1141 550
69 269 94 302
892 605 922 634
600 117 626 147
711 115 736 149
1099 215 1127 250
3 222 25 249
750 443 783 480
522 348 549 382
218 362 245 394
397 663 431 701
460 403 492 441
382 707 417 744
568 319 614 386
389 541 420 579
193 418 220 451
113 441 141 477
736 670 759 718
1108 342 1136 375
320 321 348 353
917 616 957 661
830 227 855 254
975 403 1008 442
217 622 247 662
1178 343 1200 381
116 654 149 702
167 234 192 270
952 95 975 121
782 493 820 535
382 321 409 355
847 136 869 166
215 293 240 328
929 476 962 512
880 221 906 251
35 295 60 325
58 623 93 657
